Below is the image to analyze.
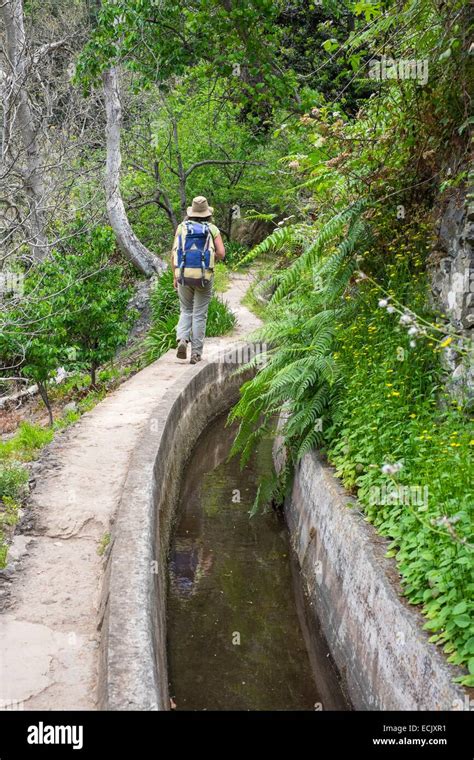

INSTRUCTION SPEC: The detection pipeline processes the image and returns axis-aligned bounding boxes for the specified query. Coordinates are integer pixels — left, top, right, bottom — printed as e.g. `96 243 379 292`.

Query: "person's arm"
214 233 225 262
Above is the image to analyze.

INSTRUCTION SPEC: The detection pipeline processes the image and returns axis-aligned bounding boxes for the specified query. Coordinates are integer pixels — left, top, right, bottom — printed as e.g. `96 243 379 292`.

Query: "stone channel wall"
275 442 468 711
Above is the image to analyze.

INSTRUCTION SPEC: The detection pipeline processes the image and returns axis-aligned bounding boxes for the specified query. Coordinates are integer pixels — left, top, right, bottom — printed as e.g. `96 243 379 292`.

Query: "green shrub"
149 268 178 323
0 224 136 422
77 388 106 413
0 461 29 501
326 274 474 684
49 373 90 399
54 226 137 387
206 295 236 336
213 262 230 292
54 410 82 430
230 209 474 682
0 422 54 462
146 313 179 361
224 241 250 268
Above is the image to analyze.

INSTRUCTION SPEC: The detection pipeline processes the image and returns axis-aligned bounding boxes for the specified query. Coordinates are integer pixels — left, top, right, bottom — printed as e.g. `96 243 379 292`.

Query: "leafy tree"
121 73 298 247
77 0 298 123
56 225 136 386
0 279 66 426
0 225 136 422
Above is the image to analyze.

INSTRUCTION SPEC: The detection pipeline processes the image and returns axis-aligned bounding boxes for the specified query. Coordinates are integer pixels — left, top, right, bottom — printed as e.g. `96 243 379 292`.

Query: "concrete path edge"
98 348 249 710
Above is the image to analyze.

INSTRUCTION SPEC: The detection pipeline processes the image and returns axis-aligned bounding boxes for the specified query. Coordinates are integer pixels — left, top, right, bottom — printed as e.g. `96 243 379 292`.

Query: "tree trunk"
1 0 49 262
153 160 178 230
37 381 53 427
103 67 167 277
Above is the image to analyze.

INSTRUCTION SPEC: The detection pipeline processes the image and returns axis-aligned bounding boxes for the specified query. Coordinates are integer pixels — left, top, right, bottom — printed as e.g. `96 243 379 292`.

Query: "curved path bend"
0 272 260 710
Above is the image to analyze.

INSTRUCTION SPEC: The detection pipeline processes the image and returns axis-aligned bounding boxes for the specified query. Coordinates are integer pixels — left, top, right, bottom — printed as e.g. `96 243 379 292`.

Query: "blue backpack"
174 221 215 287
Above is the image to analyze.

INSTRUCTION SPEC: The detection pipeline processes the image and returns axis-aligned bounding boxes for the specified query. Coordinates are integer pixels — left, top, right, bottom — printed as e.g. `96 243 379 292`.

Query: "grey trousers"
176 280 213 355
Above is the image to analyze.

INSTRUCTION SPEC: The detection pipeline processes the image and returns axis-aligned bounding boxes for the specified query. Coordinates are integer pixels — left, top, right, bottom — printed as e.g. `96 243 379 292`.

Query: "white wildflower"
381 462 403 475
378 298 389 308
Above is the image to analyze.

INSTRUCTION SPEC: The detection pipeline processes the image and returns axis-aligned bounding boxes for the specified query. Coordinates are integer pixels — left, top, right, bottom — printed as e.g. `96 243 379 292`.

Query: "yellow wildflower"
440 336 453 348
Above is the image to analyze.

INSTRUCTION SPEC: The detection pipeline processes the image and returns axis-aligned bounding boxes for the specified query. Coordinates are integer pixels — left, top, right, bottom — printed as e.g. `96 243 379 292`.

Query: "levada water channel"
166 410 350 711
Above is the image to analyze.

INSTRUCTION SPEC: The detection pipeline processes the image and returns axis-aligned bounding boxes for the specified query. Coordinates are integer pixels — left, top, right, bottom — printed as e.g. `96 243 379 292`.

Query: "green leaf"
454 615 471 628
322 39 339 53
438 48 452 61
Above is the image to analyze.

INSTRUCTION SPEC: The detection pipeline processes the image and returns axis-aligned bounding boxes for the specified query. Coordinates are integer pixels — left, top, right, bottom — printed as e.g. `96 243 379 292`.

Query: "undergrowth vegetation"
229 0 474 682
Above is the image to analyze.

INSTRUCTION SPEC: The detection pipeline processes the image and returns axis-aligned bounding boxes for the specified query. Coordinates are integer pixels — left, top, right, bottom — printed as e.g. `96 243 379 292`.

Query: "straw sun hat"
187 195 214 217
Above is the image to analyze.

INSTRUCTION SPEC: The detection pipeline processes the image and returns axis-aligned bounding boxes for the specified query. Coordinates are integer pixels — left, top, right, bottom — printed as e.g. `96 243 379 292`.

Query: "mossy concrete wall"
275 442 467 711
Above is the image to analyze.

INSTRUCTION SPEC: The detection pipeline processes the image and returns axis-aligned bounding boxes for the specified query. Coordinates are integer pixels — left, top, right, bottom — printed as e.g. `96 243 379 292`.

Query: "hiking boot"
176 340 187 359
190 353 202 365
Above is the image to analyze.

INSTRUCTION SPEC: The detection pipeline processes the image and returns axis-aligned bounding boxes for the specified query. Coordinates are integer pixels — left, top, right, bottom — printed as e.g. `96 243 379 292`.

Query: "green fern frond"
284 387 328 437
272 200 368 304
239 223 310 266
228 200 372 514
295 425 324 461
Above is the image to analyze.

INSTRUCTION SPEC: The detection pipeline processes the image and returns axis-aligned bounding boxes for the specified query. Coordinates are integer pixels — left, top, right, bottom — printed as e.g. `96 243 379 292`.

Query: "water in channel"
167 411 349 711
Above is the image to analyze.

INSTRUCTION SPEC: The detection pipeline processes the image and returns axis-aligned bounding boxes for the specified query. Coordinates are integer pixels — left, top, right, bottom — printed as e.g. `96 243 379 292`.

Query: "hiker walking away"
172 196 225 364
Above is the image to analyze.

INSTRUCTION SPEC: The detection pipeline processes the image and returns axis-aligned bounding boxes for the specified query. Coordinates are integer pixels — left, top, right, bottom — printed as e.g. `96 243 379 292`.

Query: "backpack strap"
200 222 210 286
206 224 216 273
178 222 189 284
202 222 211 250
